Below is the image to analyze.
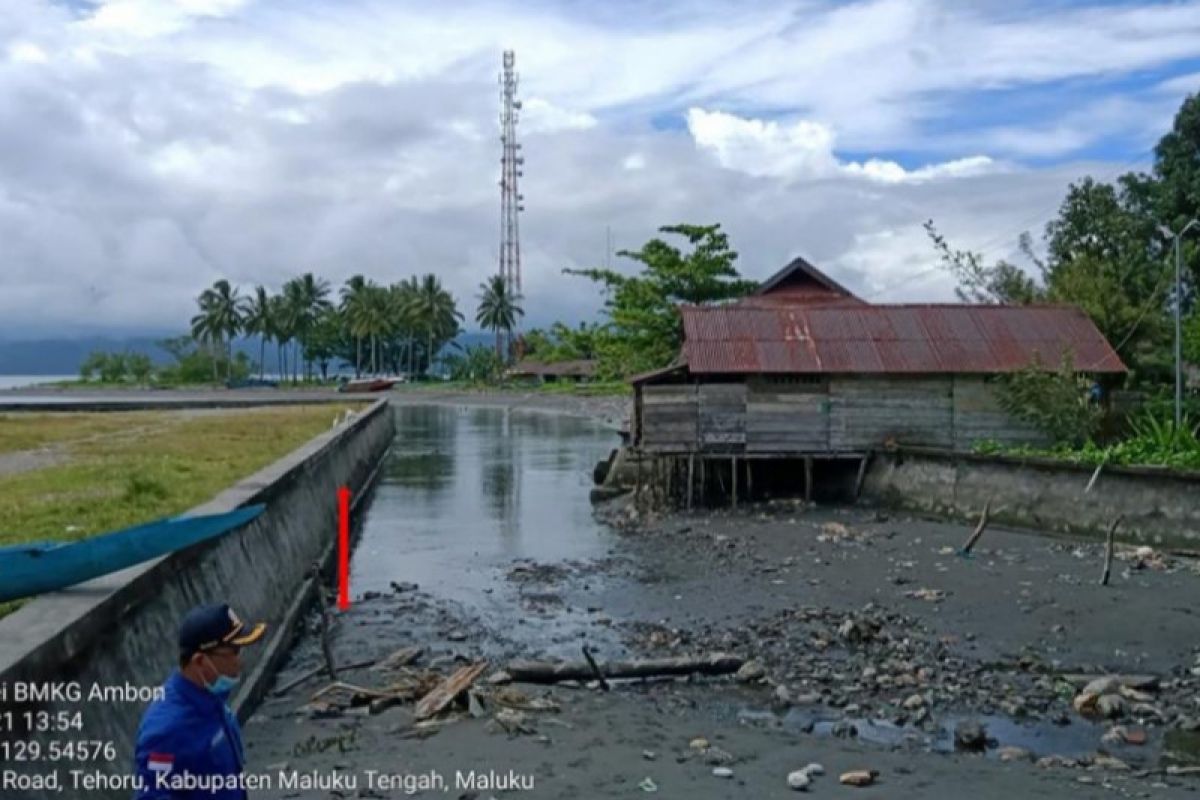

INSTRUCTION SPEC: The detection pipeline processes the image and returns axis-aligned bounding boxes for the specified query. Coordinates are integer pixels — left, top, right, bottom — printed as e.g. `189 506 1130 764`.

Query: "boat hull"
0 505 266 603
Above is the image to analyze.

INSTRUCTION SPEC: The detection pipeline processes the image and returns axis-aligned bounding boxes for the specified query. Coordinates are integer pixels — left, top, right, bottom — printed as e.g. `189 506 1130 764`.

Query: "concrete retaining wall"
862 447 1200 547
0 399 395 799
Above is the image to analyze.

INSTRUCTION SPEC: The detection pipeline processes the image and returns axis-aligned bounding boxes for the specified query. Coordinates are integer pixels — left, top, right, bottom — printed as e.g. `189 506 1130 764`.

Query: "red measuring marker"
337 486 352 610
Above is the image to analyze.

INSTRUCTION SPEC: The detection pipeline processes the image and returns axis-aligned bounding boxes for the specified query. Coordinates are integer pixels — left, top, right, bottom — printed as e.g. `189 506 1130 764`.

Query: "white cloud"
85 0 251 38
0 0 1196 338
520 97 596 135
686 108 997 183
7 41 47 64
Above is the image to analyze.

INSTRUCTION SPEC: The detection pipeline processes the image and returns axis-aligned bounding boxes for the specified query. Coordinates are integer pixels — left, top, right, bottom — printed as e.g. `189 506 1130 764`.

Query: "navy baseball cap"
179 604 266 658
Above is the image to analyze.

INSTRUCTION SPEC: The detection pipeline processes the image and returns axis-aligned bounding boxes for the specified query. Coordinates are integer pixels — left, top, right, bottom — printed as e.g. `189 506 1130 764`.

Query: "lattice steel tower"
498 50 524 318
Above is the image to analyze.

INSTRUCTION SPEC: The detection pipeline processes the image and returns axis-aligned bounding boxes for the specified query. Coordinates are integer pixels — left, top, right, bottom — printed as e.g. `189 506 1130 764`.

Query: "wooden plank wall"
746 380 829 452
829 377 954 450
951 377 1049 449
641 384 698 452
698 384 746 452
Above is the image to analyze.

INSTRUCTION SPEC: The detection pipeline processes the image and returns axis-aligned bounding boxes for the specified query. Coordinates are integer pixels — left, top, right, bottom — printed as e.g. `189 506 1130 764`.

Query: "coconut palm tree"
190 294 222 383
340 275 371 378
191 279 247 381
292 272 332 380
243 286 273 379
475 274 524 361
404 274 463 377
270 292 298 384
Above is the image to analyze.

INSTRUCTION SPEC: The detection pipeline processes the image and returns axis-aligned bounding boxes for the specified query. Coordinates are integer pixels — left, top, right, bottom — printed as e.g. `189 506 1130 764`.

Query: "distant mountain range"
0 332 497 375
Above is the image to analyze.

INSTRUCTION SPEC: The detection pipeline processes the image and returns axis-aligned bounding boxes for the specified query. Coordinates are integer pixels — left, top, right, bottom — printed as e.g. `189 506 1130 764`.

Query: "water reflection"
350 405 617 611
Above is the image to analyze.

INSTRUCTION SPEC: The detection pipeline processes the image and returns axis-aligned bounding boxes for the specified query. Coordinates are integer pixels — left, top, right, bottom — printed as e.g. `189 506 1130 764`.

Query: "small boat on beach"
337 377 397 393
0 505 266 603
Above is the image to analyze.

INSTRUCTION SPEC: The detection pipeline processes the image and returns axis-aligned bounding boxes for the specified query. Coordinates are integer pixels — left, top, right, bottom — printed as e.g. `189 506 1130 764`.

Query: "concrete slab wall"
0 398 394 799
862 447 1200 547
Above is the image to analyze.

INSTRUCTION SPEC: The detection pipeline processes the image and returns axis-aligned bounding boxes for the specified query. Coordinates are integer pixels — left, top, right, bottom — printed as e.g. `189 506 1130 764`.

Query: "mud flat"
245 489 1200 798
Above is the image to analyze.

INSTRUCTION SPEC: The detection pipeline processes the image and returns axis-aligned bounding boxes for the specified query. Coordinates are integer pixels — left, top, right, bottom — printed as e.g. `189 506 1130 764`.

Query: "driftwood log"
506 653 744 684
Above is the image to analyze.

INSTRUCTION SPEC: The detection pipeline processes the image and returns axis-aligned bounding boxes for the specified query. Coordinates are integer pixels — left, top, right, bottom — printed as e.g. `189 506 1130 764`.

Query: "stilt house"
631 257 1126 470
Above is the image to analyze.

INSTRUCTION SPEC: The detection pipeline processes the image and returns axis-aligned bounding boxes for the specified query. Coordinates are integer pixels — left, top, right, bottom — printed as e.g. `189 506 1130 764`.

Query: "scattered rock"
774 685 792 706
638 777 658 793
839 770 877 787
954 720 987 751
689 737 710 751
736 660 766 683
903 693 926 710
704 747 735 766
786 770 810 791
1096 694 1127 719
802 763 825 777
998 746 1032 763
1037 755 1079 769
642 750 657 761
1092 755 1130 772
712 767 734 779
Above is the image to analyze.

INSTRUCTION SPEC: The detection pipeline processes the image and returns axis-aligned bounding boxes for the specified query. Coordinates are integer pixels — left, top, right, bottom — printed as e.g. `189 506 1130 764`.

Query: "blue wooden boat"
0 505 266 603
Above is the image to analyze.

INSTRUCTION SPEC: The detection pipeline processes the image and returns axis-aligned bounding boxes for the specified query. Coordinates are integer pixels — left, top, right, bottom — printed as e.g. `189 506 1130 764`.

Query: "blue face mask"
201 655 239 700
207 674 239 699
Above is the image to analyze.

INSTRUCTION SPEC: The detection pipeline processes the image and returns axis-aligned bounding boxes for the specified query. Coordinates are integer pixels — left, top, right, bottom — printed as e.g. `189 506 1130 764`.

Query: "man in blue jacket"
133 603 266 799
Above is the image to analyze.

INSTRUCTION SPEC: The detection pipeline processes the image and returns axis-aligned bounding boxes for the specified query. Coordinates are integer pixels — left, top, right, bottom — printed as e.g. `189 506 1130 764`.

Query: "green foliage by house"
565 224 757 378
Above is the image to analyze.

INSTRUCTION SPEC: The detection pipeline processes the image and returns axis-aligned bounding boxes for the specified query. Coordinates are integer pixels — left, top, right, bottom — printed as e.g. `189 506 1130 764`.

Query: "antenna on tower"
498 49 523 359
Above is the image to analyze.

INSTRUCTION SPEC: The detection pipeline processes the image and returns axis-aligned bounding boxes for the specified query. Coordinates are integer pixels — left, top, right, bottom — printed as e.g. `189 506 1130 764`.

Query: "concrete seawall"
0 398 395 799
862 447 1200 547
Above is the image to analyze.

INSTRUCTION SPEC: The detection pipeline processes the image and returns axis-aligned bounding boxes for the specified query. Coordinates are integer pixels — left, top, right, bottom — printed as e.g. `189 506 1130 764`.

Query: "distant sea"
0 375 77 390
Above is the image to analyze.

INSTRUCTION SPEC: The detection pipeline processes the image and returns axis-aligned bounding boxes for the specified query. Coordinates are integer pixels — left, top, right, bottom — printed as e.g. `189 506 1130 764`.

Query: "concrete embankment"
0 398 394 799
600 445 1200 547
861 447 1200 547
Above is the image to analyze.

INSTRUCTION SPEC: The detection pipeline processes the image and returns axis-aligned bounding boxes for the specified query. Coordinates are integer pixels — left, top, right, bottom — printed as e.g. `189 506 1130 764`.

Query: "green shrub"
993 353 1101 446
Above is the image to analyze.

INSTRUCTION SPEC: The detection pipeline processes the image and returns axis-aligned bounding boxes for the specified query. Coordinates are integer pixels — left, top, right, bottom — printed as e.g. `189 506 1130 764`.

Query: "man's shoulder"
136 682 218 753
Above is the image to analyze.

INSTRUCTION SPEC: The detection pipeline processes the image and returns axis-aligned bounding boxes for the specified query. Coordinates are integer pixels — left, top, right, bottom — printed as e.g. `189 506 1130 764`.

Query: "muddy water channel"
244 403 1200 798
348 404 623 657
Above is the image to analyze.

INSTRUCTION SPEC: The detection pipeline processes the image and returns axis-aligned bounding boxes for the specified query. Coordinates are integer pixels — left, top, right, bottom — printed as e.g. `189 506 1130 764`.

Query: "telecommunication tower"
498 50 524 336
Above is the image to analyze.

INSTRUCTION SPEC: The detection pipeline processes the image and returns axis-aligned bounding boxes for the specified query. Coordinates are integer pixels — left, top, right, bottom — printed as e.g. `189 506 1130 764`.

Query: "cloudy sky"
1 0 1198 338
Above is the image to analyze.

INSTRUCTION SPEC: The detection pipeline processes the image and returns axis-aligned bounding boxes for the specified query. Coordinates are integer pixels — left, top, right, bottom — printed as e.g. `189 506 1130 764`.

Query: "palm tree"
340 275 371 378
404 274 463 377
243 286 273 379
190 293 222 383
191 279 247 381
292 272 332 380
271 292 298 384
475 274 524 360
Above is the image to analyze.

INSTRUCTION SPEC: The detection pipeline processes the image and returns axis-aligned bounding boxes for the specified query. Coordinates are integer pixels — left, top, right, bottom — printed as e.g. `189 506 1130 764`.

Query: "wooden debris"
372 646 424 672
1100 515 1123 586
959 500 991 556
275 658 376 696
310 564 339 679
506 653 743 684
414 662 488 720
582 645 610 691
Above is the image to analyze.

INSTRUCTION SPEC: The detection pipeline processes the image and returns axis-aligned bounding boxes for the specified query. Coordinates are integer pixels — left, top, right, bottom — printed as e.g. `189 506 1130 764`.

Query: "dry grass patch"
0 404 368 548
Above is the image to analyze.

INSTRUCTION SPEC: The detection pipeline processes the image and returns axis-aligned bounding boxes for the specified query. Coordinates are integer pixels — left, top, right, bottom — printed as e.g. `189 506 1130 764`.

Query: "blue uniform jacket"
132 671 247 799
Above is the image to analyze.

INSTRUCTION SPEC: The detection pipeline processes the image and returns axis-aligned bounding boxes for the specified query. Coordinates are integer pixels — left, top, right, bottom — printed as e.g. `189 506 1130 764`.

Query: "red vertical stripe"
337 486 351 610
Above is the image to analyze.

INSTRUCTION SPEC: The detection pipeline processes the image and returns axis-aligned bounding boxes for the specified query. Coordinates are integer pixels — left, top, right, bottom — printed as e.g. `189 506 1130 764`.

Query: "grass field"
0 404 365 548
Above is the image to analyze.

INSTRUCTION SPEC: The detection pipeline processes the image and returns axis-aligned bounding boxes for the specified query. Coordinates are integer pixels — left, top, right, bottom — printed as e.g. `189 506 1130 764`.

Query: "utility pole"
1165 219 1199 429
498 50 524 359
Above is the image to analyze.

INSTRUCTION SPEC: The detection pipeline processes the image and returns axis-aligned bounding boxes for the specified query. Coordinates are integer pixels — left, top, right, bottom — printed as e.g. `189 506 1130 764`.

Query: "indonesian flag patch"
148 753 175 774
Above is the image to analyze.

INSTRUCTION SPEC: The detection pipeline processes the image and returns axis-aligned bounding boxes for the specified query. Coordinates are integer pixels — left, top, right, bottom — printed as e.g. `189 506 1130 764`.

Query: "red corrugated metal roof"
680 304 1126 375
